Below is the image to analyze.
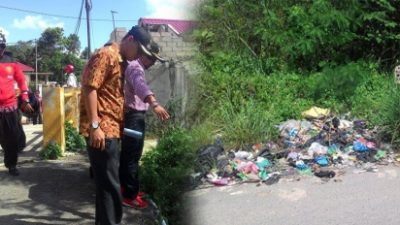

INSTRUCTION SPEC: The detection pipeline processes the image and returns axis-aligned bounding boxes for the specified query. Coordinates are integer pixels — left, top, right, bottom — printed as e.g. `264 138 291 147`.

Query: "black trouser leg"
32 114 38 125
38 113 43 124
120 111 145 199
0 110 26 168
87 138 122 225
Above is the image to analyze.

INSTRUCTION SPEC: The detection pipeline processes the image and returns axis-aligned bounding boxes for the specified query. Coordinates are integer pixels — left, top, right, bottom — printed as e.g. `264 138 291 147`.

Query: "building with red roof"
16 62 34 72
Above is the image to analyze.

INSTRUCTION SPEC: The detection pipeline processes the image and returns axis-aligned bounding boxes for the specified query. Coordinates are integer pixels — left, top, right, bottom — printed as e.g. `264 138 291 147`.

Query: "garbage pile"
193 107 397 187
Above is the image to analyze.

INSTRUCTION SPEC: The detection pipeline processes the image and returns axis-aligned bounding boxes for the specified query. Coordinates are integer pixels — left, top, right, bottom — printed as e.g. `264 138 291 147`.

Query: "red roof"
16 62 34 72
139 18 198 34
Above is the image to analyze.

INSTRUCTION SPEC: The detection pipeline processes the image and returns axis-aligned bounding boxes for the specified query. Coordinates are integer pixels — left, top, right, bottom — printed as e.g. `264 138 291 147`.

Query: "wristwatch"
91 121 100 129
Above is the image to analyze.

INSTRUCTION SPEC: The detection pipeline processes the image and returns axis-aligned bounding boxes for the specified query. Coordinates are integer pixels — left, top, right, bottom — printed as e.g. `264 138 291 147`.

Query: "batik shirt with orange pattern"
79 43 125 138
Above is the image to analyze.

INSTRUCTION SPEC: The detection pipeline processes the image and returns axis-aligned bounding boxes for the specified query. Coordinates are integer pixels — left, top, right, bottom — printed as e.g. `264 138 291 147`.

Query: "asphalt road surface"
184 165 400 225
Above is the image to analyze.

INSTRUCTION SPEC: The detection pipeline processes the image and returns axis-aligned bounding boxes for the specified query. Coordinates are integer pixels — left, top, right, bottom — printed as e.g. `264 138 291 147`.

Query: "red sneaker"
122 196 148 209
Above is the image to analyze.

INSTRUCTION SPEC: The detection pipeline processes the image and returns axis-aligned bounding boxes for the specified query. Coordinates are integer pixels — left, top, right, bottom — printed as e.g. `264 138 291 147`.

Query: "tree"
34 27 84 82
64 34 81 55
197 0 400 72
38 27 64 55
6 41 35 66
80 46 89 59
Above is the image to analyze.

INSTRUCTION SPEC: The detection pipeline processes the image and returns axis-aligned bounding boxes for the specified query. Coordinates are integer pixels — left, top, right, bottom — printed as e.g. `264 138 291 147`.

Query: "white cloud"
145 0 199 19
13 15 64 30
0 27 10 39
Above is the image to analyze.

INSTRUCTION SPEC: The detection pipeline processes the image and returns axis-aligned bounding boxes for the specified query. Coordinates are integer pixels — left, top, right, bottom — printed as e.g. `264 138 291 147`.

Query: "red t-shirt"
0 59 29 108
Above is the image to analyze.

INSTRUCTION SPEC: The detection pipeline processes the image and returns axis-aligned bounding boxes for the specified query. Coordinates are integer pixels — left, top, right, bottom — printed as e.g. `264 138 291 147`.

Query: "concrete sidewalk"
0 125 157 225
0 124 43 166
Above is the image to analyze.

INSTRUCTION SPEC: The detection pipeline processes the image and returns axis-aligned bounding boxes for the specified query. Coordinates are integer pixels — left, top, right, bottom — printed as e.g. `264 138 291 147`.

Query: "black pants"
32 112 42 125
120 111 145 199
0 109 26 168
87 138 122 225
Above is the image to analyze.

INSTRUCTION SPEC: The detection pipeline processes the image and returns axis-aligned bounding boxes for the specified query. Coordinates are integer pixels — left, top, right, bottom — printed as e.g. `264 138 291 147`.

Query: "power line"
0 5 138 22
74 0 84 35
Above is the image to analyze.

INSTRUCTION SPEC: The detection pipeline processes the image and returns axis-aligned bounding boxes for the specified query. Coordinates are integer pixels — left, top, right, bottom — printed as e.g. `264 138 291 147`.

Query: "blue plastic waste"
288 128 298 137
296 160 308 170
353 141 368 152
315 155 329 166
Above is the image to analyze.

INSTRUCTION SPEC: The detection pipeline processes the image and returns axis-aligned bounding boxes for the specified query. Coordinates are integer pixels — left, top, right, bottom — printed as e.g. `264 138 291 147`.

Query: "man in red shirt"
0 40 33 176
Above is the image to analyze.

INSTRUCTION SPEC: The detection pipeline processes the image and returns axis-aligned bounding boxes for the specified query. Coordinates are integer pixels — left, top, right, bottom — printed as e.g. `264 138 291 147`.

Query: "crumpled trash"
237 161 259 174
265 173 281 185
308 142 328 156
343 145 353 153
327 144 338 155
287 152 299 161
353 141 368 152
288 128 299 138
338 119 352 129
207 173 229 186
314 155 329 166
353 120 367 129
323 117 340 132
210 178 229 186
301 107 330 119
256 157 271 169
295 160 308 170
196 144 224 174
237 172 248 181
314 170 335 178
374 150 386 161
235 151 253 160
356 137 376 149
256 157 271 180
298 167 313 175
284 140 296 147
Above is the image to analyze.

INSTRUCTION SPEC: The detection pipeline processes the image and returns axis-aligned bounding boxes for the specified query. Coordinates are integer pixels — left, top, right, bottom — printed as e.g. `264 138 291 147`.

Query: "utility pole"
35 39 38 89
111 10 118 42
85 0 92 58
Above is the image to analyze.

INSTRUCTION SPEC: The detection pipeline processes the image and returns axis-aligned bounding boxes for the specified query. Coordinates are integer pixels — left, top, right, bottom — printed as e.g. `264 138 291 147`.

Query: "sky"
0 0 197 51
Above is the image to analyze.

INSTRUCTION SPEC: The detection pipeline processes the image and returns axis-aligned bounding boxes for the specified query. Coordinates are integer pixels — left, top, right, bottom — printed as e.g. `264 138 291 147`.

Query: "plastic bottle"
123 128 143 139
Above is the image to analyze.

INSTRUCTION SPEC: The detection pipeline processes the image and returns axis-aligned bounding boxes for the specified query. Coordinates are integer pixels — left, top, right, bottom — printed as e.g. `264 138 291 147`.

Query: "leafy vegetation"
190 0 400 148
128 1 400 224
65 121 86 152
40 141 63 160
3 27 84 85
140 126 195 225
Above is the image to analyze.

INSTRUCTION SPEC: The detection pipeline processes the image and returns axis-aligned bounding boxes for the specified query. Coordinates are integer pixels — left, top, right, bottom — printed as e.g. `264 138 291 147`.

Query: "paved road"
0 125 157 225
184 165 400 225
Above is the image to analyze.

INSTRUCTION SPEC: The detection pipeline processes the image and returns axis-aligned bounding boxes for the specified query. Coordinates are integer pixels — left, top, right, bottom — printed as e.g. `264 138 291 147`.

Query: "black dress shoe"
8 167 20 176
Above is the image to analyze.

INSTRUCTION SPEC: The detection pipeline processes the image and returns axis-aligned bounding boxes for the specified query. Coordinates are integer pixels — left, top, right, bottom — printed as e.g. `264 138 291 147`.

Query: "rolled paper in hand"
123 128 143 139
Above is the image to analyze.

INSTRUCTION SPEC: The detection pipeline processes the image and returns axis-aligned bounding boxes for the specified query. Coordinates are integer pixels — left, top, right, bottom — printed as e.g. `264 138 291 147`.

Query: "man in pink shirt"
120 42 169 208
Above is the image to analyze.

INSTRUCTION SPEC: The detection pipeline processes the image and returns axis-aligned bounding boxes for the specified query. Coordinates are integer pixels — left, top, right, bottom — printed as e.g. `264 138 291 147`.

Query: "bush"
65 121 86 152
373 84 400 146
40 141 62 160
350 71 393 126
140 126 195 225
305 61 373 106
